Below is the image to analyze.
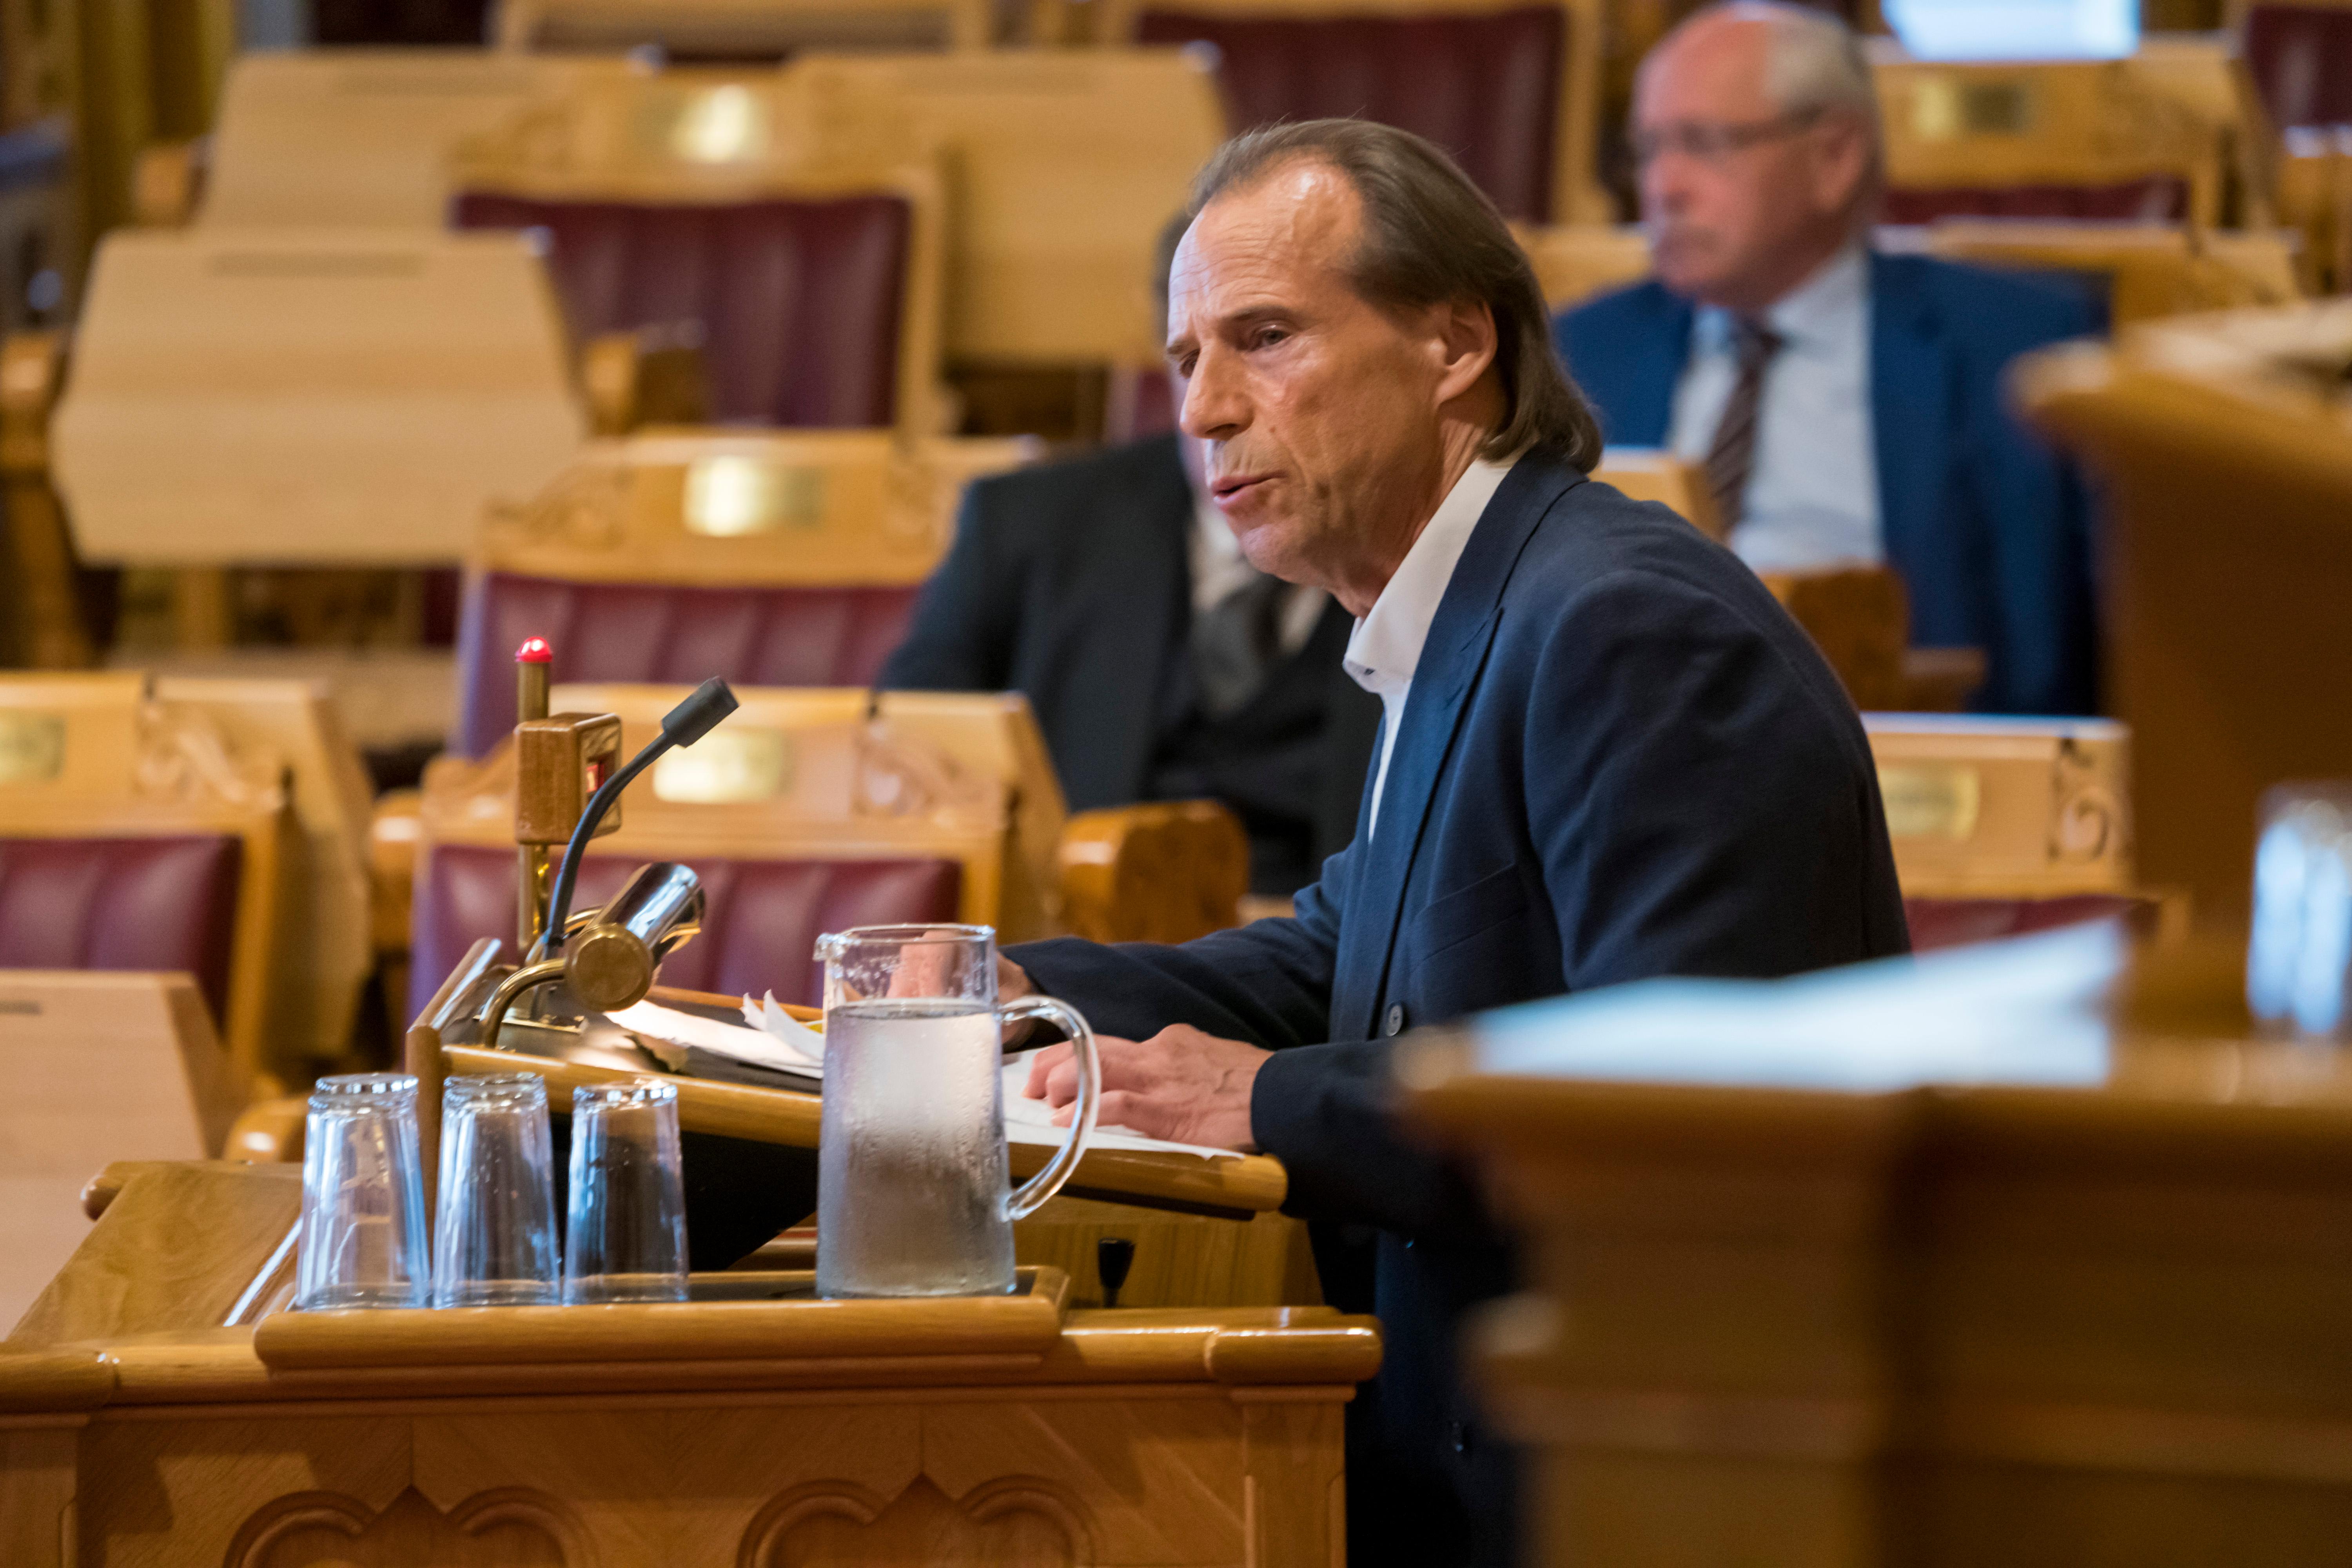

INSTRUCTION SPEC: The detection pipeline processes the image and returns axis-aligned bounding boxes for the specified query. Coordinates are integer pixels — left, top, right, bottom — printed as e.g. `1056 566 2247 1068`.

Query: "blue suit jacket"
1011 453 1909 1567
1552 252 2102 715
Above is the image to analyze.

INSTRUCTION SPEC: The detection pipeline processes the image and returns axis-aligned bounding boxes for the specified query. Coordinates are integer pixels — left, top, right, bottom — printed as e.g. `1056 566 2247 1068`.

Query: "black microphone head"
662 677 739 748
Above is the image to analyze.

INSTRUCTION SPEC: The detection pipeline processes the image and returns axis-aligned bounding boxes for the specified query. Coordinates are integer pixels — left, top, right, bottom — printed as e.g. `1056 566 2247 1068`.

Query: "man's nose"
1640 149 1691 216
1179 344 1248 443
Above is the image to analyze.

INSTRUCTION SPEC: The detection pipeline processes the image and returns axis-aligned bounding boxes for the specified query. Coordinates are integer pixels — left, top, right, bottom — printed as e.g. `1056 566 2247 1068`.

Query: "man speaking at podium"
1007 120 1909 1566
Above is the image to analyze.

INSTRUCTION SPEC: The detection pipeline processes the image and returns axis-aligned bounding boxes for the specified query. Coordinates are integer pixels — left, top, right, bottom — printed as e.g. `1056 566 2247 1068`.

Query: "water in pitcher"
815 998 1017 1297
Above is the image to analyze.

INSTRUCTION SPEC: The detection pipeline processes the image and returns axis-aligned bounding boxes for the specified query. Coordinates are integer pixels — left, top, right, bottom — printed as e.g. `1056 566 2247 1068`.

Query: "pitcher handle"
1000 995 1100 1223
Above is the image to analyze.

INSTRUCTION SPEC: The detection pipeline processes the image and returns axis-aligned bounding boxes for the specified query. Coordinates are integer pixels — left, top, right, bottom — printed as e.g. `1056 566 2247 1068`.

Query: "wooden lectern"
0 1160 1377 1566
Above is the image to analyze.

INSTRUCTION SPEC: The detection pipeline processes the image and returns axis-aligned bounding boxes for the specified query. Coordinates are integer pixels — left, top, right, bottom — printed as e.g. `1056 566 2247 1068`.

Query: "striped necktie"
1704 315 1786 530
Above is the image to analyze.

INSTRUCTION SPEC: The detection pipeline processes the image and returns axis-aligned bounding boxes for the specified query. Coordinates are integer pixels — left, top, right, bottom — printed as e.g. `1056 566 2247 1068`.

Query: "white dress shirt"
1191 493 1327 655
1342 455 1518 836
1667 243 1881 572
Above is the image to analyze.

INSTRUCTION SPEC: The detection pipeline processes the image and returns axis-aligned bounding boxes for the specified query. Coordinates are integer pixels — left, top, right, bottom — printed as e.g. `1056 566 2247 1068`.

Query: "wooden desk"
0 1160 1376 1567
50 229 585 567
1401 923 2352 1568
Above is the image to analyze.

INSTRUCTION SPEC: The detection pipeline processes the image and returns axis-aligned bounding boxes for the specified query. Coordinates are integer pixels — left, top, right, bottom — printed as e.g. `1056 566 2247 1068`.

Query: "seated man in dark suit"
879 229 1380 897
1553 1 2103 715
1003 120 1909 1567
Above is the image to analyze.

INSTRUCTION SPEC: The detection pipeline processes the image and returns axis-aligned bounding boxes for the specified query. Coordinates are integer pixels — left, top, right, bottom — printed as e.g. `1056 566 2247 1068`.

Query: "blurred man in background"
1553 0 2102 714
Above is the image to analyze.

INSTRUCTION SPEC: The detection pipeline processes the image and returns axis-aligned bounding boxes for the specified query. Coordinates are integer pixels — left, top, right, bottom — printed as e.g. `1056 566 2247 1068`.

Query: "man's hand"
1022 1024 1268 1151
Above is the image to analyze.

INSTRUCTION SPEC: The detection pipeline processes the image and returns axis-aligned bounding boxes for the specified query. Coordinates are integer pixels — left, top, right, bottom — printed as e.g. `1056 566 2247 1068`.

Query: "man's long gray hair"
1186 119 1603 472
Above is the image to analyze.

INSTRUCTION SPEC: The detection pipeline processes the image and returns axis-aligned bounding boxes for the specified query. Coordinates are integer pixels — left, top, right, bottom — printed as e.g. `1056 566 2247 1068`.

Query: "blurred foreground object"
1403 919 2352 1568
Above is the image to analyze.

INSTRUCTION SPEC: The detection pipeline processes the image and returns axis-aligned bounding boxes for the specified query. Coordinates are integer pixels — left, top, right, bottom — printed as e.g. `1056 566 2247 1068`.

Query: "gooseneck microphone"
540 677 739 955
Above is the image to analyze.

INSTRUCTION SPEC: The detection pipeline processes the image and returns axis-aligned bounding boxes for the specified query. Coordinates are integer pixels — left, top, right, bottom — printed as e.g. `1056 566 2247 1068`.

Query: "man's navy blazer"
1552 250 2103 715
1011 452 1910 1566
878 433 1381 885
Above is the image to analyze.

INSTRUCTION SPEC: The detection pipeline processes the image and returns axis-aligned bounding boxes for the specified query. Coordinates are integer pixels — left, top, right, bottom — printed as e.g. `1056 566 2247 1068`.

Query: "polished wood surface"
49 229 585 566
1869 40 2243 228
0 330 86 671
2016 301 2352 922
200 51 622 229
497 0 998 52
1 1160 1373 1568
0 977 248 1334
1401 924 2352 1568
1058 799 1249 944
1014 1196 1322 1310
1591 448 1721 539
9 1158 299 1347
1863 714 2137 898
257 1267 1073 1369
474 430 1035 589
788 50 1227 366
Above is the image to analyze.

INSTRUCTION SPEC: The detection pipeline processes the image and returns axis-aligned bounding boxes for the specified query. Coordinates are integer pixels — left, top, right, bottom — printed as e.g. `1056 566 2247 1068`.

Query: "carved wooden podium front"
0 1162 1376 1567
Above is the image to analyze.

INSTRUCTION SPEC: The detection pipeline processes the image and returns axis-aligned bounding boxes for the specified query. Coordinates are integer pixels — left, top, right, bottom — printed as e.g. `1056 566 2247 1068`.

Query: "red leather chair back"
409 842 962 1019
1136 5 1566 221
2244 4 2352 129
0 836 243 1022
312 0 489 42
452 571 922 757
450 193 912 426
1880 178 2189 224
1904 892 2159 953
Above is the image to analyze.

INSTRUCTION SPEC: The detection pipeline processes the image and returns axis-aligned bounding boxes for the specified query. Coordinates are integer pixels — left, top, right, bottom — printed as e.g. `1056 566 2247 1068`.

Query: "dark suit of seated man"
999 119 1909 1568
879 427 1380 896
1551 1 2102 716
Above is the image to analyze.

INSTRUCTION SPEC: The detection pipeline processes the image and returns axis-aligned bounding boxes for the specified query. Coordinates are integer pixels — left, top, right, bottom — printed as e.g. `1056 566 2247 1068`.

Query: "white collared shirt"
1192 493 1327 655
1666 243 1880 572
1342 454 1518 836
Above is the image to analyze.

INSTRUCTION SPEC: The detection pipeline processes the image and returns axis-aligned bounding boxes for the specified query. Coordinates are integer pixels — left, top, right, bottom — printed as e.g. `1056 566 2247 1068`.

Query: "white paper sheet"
603 998 1243 1163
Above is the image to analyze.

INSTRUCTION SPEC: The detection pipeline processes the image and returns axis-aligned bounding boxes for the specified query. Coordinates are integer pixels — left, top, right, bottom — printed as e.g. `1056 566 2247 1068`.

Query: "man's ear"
1432 297 1500 407
1811 114 1873 214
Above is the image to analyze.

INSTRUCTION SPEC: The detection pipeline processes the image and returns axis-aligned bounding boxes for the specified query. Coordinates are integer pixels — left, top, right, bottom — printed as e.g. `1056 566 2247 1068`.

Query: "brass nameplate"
653 84 773 164
1879 764 1981 841
0 713 66 784
684 457 825 537
653 726 792 804
1910 78 2033 141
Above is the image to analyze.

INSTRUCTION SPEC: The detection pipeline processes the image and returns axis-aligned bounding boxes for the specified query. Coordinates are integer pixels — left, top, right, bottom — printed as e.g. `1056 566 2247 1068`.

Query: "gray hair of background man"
1659 1 1884 191
1184 119 1603 472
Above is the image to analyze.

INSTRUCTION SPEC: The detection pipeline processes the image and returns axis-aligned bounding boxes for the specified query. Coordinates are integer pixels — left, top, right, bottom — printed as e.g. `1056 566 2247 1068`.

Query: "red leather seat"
2244 4 2352 129
0 835 243 1023
451 572 922 757
1136 6 1566 221
1880 178 2189 224
1904 892 2160 953
450 193 911 426
409 842 962 1018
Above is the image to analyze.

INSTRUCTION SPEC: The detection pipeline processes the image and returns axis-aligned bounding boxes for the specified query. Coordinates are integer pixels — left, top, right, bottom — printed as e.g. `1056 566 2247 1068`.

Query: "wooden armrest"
131 139 207 227
1 329 89 668
1758 565 1911 711
1057 800 1248 945
369 788 423 956
581 325 711 436
225 1096 309 1163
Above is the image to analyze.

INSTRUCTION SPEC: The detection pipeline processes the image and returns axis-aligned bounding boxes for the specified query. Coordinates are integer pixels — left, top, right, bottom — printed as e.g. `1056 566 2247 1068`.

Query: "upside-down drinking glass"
295 1073 430 1310
432 1073 560 1308
564 1078 688 1304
